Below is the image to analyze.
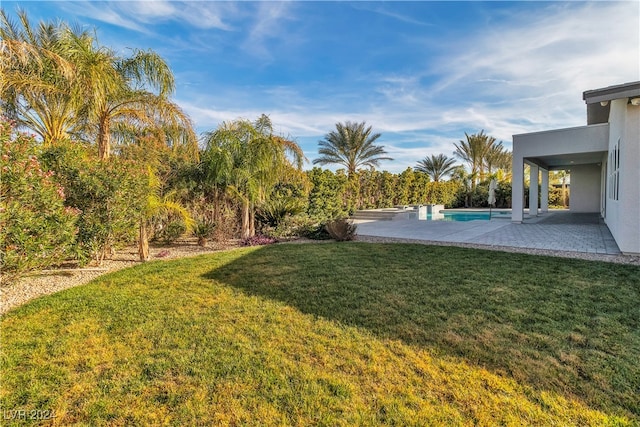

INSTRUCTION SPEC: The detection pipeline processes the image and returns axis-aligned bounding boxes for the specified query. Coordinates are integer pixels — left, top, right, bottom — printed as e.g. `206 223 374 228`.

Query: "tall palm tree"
202 115 305 239
453 130 497 188
313 121 392 178
90 48 197 160
414 153 457 182
483 142 511 177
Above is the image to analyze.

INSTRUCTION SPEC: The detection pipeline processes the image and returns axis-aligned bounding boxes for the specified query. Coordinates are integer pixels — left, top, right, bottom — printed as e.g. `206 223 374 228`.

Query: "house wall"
511 124 609 222
569 164 601 212
513 124 609 157
605 98 640 254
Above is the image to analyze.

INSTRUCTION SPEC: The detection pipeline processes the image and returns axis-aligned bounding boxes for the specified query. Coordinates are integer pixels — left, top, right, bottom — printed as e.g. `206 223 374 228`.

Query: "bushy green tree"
0 119 78 282
425 181 461 207
201 115 304 239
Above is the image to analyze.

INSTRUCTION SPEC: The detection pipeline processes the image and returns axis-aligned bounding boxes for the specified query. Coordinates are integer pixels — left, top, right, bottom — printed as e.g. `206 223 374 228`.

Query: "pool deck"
354 209 622 255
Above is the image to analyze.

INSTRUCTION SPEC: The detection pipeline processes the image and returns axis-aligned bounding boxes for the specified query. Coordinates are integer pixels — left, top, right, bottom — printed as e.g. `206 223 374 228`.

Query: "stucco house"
512 81 640 255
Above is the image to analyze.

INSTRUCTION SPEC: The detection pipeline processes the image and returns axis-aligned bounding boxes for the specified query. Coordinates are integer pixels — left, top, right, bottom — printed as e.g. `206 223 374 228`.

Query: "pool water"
421 211 510 221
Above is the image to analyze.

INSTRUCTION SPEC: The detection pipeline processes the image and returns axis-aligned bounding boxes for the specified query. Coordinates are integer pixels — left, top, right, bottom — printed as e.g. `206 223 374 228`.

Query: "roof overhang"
583 81 640 104
513 123 609 170
525 152 604 170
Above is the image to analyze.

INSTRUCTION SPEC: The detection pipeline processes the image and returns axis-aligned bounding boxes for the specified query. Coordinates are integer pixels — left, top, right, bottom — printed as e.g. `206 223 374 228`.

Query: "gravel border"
0 239 242 316
2 237 638 316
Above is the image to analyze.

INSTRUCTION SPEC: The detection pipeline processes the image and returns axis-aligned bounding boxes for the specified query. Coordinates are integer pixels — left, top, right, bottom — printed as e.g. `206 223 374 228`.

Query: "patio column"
541 168 549 213
529 164 539 217
512 157 524 223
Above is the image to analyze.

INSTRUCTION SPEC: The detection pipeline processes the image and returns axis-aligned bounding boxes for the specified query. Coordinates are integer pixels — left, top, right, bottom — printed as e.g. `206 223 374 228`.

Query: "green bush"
256 197 306 229
306 168 350 221
0 119 78 282
193 219 216 246
425 181 461 207
156 219 187 244
40 144 147 264
303 222 332 240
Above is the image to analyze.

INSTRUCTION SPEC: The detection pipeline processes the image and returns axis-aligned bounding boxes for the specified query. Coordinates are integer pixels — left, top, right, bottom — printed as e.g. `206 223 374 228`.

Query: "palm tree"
313 121 392 178
138 168 194 261
90 49 197 160
453 130 497 187
0 10 112 144
450 165 475 208
414 153 457 182
202 115 305 239
484 142 511 177
1 10 196 159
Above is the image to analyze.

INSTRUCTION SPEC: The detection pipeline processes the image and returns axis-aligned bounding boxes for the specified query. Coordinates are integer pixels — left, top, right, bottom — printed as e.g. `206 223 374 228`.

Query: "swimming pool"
420 210 511 222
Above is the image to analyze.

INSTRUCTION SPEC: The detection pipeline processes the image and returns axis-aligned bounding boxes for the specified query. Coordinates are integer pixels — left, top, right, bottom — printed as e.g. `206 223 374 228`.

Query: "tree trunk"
98 115 111 160
249 206 255 237
139 221 149 261
241 200 251 240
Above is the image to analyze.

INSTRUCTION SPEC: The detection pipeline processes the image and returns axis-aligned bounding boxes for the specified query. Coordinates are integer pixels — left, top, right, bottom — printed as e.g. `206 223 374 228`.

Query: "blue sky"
4 1 639 172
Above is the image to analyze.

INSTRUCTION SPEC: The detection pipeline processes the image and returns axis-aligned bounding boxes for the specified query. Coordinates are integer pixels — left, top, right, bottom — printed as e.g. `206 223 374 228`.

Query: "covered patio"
511 124 609 223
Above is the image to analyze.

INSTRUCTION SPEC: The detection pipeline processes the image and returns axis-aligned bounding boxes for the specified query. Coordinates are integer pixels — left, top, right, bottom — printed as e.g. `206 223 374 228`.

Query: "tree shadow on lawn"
203 242 640 420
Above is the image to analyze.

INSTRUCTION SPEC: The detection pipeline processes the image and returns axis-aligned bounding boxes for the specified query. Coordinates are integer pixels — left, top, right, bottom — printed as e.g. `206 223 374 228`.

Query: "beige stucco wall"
569 164 601 212
605 99 640 254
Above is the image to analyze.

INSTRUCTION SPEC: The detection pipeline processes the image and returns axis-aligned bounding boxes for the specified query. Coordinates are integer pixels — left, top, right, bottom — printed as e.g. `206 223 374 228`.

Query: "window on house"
608 139 620 201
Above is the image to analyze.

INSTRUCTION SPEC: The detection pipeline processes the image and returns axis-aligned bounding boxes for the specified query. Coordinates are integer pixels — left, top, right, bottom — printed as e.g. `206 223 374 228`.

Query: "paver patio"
354 210 621 255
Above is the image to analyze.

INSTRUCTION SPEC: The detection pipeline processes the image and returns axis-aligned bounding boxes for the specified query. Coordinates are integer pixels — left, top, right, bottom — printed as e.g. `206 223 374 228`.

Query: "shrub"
325 218 357 242
256 197 306 229
0 119 78 282
193 219 216 247
306 168 350 221
425 181 461 207
40 144 147 264
301 222 332 240
155 219 187 244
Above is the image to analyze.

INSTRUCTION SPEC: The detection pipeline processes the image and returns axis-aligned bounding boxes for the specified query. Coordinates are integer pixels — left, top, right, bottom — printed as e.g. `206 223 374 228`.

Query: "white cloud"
240 2 300 60
136 1 640 173
428 2 639 130
62 0 235 32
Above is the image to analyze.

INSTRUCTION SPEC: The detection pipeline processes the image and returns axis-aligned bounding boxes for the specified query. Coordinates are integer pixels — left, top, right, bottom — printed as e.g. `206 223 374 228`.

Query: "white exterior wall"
513 124 609 157
511 124 608 223
512 154 524 222
570 164 601 212
605 99 640 254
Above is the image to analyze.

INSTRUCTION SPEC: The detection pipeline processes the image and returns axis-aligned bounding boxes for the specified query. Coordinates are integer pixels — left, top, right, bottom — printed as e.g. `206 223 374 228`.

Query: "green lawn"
1 243 639 425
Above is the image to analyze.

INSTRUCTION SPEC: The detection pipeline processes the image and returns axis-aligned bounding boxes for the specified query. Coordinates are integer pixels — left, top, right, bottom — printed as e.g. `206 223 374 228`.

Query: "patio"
354 210 621 255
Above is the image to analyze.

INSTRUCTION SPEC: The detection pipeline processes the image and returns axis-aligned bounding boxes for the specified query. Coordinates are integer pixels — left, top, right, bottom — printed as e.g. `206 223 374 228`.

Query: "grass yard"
1 243 639 425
